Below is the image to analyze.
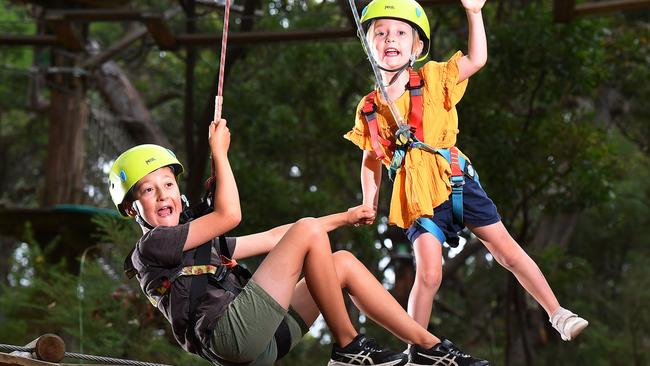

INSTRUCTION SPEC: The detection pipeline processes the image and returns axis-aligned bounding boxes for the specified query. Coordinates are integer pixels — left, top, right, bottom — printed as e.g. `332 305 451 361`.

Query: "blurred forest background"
0 0 648 365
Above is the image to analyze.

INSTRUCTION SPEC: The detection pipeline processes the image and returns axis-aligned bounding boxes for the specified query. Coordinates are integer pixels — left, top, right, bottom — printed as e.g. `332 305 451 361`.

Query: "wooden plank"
554 0 576 22
1 352 119 366
142 14 178 50
575 0 650 16
0 352 59 366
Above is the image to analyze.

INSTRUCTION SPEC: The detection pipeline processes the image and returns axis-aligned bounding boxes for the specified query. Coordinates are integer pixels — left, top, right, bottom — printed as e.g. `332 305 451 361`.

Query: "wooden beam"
142 14 178 50
0 35 58 46
19 0 130 8
81 7 182 69
575 0 650 16
176 28 356 46
45 14 84 51
1 28 360 48
554 0 576 22
45 9 144 21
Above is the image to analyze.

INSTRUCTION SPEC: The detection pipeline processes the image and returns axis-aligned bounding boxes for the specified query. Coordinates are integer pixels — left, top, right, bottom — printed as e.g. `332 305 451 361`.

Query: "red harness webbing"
361 68 424 159
362 90 393 160
449 146 463 178
406 69 424 141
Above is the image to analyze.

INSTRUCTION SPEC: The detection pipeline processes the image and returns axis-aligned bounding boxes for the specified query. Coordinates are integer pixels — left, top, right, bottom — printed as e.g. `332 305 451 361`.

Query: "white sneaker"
550 307 589 341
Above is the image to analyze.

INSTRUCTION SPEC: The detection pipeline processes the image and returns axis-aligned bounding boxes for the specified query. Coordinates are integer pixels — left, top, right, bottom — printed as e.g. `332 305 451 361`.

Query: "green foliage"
0 217 209 365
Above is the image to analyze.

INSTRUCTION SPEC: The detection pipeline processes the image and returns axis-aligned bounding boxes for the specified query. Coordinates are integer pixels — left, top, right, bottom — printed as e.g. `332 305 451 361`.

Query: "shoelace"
443 343 470 358
362 337 383 353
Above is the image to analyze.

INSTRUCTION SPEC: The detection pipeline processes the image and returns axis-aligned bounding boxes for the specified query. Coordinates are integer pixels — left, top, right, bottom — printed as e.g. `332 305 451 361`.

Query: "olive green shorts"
210 279 309 366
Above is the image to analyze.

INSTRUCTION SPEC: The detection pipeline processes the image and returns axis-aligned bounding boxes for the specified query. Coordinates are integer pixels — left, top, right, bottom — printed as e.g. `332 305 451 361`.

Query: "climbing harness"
361 70 480 246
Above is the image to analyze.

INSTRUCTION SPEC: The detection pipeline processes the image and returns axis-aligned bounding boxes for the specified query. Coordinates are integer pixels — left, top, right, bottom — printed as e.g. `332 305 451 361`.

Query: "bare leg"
290 250 439 348
407 233 443 328
469 221 561 316
252 218 357 346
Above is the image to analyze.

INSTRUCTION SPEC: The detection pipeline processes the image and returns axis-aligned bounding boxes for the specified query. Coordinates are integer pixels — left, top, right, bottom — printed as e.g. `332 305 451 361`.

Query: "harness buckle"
361 103 377 116
405 78 425 90
211 265 229 282
450 175 465 188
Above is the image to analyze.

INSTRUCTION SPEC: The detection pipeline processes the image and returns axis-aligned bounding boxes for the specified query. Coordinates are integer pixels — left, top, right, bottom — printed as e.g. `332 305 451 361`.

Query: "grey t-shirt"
128 223 243 354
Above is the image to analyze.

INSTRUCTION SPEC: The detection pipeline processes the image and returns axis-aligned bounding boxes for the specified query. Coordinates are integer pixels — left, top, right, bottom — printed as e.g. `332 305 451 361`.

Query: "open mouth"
157 206 173 217
384 47 400 57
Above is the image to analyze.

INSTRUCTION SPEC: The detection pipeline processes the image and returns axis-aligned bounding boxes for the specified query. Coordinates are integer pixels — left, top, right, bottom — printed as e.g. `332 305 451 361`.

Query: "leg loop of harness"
411 146 481 247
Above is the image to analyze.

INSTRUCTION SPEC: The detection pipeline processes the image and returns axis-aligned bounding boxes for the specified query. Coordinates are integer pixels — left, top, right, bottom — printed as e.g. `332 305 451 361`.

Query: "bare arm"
232 205 375 260
457 0 488 83
184 119 242 250
361 150 383 221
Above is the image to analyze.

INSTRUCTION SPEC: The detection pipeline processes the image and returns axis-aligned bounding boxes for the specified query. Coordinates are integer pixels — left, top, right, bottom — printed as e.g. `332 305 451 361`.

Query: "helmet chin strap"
132 201 155 231
379 54 417 88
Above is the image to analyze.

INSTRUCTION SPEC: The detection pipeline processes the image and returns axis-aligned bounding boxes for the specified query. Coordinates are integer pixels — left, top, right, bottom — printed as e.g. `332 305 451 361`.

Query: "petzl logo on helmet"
145 157 156 164
384 5 395 9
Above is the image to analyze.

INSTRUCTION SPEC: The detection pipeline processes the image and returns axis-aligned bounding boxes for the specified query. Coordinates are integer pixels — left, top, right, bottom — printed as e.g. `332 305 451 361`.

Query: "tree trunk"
94 61 170 147
43 62 87 206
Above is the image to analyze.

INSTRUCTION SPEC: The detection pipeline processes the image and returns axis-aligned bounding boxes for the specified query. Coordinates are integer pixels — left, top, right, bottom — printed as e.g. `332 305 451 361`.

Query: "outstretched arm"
457 0 488 83
232 205 375 260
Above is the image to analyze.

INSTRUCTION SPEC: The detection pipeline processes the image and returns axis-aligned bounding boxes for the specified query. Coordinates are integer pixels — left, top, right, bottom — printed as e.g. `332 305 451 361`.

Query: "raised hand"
461 0 486 13
208 118 231 158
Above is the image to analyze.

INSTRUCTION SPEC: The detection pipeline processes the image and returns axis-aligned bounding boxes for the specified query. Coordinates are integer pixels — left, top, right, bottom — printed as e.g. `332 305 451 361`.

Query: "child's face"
370 18 422 70
130 166 182 227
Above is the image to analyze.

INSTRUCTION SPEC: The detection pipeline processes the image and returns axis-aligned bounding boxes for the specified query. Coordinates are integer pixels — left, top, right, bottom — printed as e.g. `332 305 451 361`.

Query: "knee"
293 217 327 244
491 241 525 270
414 266 442 291
333 250 361 285
333 250 358 267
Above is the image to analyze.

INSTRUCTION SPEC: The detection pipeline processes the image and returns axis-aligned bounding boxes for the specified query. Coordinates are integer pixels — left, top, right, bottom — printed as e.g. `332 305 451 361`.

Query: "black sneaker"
328 334 408 366
409 339 489 366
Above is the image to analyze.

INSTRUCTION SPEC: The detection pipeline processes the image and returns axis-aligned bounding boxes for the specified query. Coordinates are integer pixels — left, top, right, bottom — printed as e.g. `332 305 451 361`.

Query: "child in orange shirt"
345 0 587 341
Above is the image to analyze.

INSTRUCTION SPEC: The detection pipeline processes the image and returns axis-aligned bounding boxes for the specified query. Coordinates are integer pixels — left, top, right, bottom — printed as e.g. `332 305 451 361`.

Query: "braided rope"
213 0 231 122
0 344 172 366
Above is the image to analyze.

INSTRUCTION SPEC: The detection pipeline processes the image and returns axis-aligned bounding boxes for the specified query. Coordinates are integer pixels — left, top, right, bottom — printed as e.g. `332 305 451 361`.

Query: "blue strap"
388 146 407 181
388 134 478 225
415 217 446 244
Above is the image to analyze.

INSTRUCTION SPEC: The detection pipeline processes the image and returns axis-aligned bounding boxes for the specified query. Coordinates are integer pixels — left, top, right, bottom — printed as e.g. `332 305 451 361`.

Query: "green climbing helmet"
360 0 430 61
108 144 184 217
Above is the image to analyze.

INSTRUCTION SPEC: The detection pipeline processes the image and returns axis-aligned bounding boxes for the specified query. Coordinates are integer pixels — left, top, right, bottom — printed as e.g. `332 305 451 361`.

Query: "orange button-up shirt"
344 51 469 228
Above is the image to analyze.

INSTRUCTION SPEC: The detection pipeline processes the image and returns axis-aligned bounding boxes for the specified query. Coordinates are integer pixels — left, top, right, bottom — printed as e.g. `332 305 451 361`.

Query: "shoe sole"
568 319 589 340
405 362 489 366
328 359 407 366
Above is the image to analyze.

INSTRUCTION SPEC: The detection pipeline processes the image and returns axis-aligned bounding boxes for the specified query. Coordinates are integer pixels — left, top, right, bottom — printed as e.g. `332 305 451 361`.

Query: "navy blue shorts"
405 177 501 246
